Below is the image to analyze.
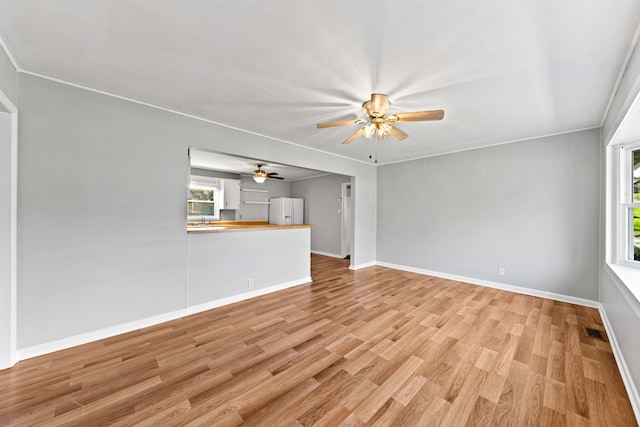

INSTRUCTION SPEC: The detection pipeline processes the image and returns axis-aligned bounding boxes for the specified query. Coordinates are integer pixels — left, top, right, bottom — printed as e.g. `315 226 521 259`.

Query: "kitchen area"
185 149 352 312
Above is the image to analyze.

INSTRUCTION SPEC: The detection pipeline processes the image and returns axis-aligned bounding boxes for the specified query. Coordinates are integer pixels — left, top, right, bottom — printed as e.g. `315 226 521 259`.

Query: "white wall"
16 73 377 350
377 129 601 301
291 174 351 257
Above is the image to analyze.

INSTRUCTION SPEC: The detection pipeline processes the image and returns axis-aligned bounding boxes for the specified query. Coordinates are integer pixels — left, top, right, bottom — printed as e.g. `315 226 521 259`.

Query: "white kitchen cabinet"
222 179 241 210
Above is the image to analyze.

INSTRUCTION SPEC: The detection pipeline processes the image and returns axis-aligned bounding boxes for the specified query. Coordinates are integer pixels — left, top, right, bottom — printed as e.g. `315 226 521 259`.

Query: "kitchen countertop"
187 221 312 234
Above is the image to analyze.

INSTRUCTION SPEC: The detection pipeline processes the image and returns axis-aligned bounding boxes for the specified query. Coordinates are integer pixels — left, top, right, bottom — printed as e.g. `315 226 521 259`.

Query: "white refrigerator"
269 197 304 225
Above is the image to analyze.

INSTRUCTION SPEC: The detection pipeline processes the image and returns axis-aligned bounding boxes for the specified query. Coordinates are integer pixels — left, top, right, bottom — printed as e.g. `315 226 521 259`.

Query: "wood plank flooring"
0 254 636 426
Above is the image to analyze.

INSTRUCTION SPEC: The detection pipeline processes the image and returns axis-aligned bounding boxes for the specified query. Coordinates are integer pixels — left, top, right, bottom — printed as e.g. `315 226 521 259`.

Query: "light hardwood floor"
0 254 636 426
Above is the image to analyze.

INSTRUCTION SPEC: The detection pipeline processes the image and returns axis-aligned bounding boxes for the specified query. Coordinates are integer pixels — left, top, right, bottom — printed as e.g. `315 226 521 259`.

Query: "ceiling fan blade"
268 175 284 180
317 119 365 128
391 110 444 122
389 125 409 140
267 172 279 176
342 128 364 145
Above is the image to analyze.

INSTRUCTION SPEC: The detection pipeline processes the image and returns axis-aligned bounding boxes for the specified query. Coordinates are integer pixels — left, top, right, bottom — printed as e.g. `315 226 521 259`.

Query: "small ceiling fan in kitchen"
253 164 284 183
317 93 444 162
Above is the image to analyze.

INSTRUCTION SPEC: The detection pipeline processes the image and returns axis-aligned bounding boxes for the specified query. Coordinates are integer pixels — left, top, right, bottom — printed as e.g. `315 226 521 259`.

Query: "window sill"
606 262 640 305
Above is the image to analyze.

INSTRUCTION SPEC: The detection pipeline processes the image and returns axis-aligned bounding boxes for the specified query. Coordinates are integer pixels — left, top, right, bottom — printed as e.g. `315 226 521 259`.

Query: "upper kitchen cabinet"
222 179 241 210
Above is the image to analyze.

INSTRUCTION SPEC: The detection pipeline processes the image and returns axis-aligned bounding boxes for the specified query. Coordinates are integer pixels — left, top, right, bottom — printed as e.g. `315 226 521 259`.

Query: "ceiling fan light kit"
252 164 284 183
362 122 376 139
253 170 267 183
317 93 444 162
253 164 268 183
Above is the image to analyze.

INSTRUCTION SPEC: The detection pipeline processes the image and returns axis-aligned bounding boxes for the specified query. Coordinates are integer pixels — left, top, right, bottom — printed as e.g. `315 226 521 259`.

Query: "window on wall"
188 177 221 222
630 149 640 261
618 143 640 265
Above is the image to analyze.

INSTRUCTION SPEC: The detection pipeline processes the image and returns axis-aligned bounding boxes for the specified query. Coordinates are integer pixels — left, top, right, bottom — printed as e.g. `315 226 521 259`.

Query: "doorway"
341 182 353 259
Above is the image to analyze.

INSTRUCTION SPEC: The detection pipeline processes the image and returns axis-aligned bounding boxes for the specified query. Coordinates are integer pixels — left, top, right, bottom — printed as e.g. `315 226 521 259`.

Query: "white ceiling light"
253 168 267 183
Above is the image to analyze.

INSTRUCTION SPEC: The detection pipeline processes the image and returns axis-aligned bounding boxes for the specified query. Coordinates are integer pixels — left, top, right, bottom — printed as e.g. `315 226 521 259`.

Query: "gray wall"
188 228 310 305
601 268 640 403
16 73 377 349
377 128 601 300
600 37 640 408
291 174 351 256
0 48 16 106
240 177 291 221
18 75 190 348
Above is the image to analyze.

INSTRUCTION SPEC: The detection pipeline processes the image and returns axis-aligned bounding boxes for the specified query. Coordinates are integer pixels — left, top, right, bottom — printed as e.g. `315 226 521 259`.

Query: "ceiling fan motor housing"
363 93 391 118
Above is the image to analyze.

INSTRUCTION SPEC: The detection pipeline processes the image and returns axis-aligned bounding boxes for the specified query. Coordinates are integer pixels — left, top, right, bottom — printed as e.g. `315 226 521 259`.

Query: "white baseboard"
599 305 640 422
310 250 344 259
349 261 377 270
186 277 311 315
17 308 187 361
375 261 600 308
17 277 312 362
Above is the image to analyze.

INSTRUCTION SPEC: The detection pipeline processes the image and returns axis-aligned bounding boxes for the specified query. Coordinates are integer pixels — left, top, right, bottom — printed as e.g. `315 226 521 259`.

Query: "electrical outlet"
247 278 254 288
498 267 506 277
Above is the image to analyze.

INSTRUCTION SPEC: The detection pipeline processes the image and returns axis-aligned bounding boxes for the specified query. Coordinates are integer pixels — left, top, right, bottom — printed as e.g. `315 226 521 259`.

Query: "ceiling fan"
253 164 284 183
317 93 444 145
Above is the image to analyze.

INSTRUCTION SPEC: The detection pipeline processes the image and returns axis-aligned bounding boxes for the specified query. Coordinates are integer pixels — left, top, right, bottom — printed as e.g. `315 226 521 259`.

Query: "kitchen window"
188 178 221 222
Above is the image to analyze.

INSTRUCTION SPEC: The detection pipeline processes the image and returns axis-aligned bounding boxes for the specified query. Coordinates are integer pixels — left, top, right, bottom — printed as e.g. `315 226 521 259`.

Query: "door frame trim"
0 88 18 369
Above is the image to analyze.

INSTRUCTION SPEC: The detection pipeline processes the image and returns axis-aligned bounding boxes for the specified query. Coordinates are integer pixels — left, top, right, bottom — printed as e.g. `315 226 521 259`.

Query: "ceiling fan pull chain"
374 139 378 164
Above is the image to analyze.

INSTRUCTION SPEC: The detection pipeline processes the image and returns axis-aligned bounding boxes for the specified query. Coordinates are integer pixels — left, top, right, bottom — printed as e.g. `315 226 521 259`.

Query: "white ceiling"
1 1 639 164
190 149 331 182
